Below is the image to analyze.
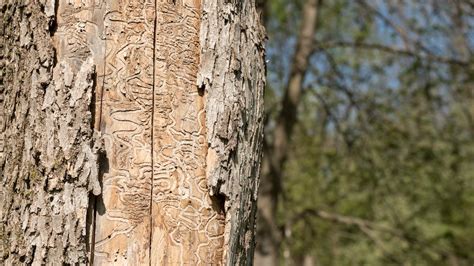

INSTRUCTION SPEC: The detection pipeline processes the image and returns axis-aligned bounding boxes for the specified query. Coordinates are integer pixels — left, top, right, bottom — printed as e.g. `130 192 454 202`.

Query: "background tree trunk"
255 0 320 264
1 0 265 265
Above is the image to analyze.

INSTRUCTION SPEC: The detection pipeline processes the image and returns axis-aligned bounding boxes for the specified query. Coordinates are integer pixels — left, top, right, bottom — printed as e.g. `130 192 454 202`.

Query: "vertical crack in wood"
92 0 155 263
149 0 159 264
87 69 97 264
87 193 96 264
96 4 107 133
89 1 108 263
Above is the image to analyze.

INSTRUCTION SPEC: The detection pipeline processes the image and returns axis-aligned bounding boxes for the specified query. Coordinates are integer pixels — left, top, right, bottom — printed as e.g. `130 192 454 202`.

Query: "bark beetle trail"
93 0 154 263
150 1 227 264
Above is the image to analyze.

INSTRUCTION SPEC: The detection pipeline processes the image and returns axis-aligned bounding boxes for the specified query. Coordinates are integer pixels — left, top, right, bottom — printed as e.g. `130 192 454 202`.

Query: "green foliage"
265 0 474 265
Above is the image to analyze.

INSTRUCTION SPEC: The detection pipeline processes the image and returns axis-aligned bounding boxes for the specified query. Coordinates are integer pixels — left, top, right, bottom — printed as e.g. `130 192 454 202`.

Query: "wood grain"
93 0 155 264
150 0 225 264
93 0 225 264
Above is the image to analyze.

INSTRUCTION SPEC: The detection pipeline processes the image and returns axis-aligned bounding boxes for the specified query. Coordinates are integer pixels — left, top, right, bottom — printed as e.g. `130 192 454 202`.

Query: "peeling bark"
1 1 101 264
198 0 266 264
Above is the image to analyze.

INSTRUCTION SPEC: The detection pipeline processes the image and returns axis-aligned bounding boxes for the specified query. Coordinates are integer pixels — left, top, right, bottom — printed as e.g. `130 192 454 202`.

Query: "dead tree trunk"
1 0 265 265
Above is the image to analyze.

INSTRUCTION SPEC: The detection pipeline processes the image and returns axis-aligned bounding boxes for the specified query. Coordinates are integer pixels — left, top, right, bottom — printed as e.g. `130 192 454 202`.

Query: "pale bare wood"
93 0 154 264
93 0 226 264
150 1 225 265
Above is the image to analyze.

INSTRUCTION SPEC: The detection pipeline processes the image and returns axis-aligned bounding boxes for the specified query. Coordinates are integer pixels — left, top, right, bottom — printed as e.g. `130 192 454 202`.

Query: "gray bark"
1 1 101 264
198 1 266 264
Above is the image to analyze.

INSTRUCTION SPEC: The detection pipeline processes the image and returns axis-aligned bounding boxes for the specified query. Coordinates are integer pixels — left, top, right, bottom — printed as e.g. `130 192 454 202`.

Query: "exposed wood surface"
92 0 226 264
151 0 226 264
92 0 153 264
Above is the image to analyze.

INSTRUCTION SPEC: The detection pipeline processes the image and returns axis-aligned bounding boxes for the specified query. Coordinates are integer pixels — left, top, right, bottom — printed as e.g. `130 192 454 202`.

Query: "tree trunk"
255 0 320 265
1 0 265 265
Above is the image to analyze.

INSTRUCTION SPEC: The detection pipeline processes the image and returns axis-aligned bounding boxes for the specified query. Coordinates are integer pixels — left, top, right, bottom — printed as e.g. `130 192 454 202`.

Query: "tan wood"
150 1 225 264
93 0 225 264
93 0 155 264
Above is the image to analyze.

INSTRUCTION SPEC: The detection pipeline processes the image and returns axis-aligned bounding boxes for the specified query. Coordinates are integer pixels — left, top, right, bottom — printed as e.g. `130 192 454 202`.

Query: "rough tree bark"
255 0 320 265
1 0 265 265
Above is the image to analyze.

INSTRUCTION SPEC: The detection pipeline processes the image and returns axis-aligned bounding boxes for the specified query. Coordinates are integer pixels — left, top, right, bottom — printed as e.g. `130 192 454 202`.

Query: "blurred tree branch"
355 0 411 49
314 41 470 66
294 207 470 262
294 208 401 236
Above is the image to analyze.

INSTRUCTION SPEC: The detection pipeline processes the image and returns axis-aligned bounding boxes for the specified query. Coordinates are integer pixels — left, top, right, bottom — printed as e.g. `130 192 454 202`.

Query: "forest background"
256 0 474 265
